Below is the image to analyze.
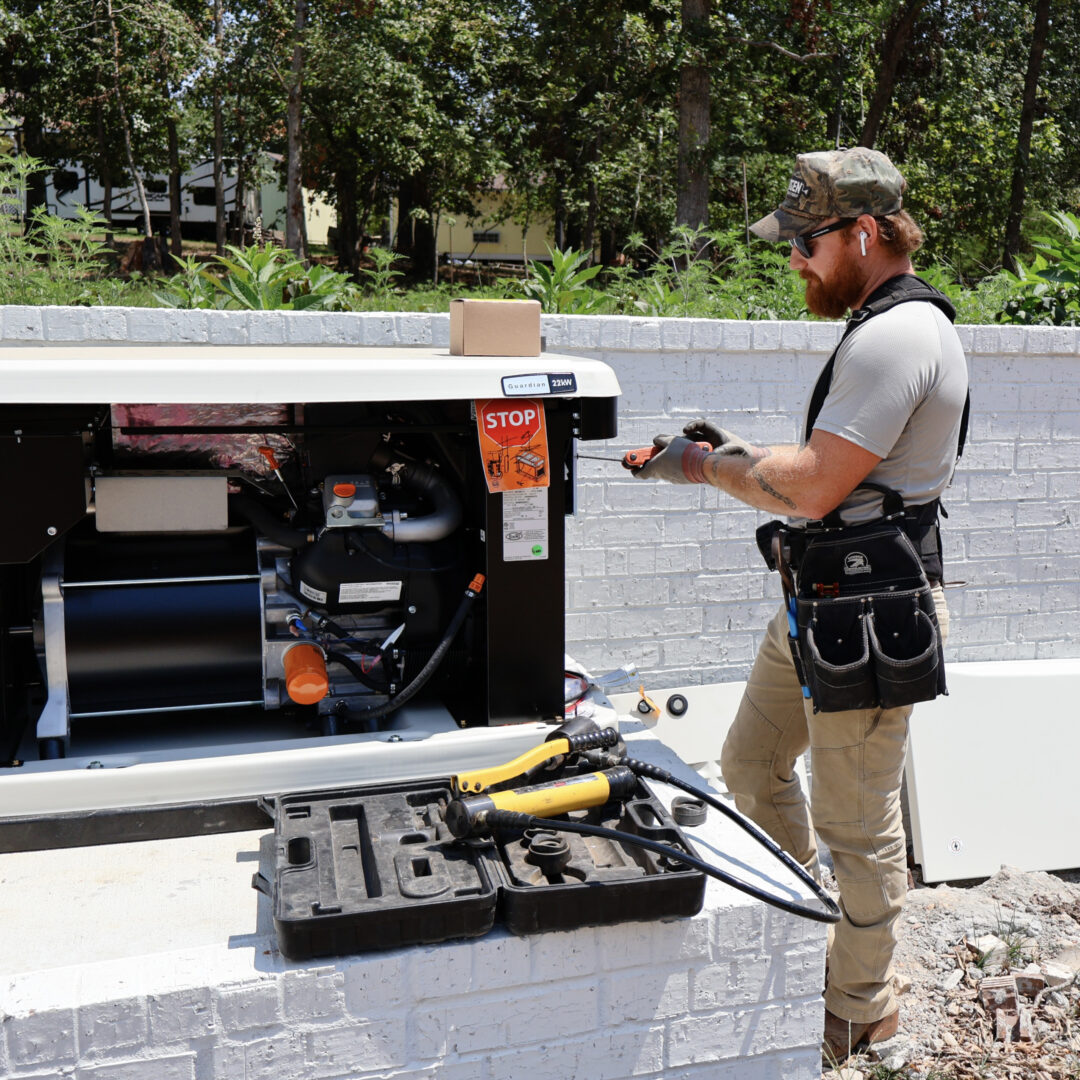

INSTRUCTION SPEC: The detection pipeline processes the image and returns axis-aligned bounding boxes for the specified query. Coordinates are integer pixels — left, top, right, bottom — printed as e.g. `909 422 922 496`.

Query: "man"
633 147 968 1061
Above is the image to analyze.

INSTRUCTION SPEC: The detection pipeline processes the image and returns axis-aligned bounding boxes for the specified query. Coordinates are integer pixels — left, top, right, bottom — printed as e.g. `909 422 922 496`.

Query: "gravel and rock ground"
822 865 1080 1080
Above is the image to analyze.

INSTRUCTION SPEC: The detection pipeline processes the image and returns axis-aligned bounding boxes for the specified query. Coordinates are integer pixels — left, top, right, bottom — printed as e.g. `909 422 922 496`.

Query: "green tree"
492 1 680 262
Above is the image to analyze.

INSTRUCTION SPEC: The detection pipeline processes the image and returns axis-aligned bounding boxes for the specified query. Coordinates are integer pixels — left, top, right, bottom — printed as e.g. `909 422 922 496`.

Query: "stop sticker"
477 402 541 446
475 398 550 493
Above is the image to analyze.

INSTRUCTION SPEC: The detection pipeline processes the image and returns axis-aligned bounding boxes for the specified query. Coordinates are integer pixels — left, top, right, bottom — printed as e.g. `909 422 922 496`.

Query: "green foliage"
0 154 121 306
522 247 606 314
358 247 407 299
603 227 807 320
153 254 224 309
4 0 1080 287
998 283 1080 327
997 211 1080 326
915 259 1016 325
156 244 359 311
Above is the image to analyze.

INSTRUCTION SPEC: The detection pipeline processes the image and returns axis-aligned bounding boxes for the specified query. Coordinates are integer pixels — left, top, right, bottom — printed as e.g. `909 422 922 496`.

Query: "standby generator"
0 345 619 769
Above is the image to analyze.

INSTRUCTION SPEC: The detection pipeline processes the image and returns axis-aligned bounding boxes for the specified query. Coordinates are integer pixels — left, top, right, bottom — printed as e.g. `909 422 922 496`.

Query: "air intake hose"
369 447 462 543
230 492 312 549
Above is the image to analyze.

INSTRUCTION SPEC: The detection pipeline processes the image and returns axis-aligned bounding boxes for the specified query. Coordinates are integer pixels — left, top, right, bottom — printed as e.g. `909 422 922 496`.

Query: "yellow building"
261 175 557 262
398 178 556 264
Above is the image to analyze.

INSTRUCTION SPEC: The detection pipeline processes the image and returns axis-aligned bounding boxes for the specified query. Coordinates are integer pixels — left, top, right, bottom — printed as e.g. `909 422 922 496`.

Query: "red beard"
801 254 868 318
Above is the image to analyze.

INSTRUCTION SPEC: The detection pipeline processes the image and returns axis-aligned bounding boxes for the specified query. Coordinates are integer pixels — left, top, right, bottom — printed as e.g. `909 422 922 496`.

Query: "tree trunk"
234 153 247 246
394 176 434 279
582 177 598 263
859 0 928 149
21 114 48 224
104 0 159 272
357 170 381 242
600 229 617 267
97 109 114 245
431 209 441 284
404 177 435 282
1002 0 1052 274
167 116 182 260
553 166 567 251
394 179 414 256
92 14 113 245
286 0 308 260
676 0 711 235
213 0 226 254
335 159 360 275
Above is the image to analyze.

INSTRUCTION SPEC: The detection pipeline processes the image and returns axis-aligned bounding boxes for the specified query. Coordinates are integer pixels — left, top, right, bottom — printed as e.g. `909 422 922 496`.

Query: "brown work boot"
822 1007 899 1062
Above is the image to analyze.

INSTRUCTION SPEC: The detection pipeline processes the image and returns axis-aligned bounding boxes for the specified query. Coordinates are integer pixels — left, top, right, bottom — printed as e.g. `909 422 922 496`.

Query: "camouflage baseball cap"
749 147 906 242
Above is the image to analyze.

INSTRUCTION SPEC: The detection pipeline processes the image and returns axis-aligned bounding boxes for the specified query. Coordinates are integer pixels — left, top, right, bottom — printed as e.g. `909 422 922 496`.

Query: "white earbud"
859 231 868 257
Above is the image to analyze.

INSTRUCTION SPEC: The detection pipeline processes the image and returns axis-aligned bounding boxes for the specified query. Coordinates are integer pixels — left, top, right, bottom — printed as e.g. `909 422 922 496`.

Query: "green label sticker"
531 544 544 556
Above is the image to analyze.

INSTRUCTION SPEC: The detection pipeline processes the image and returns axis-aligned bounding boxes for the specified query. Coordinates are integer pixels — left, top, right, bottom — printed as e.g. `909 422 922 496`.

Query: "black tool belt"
755 485 947 714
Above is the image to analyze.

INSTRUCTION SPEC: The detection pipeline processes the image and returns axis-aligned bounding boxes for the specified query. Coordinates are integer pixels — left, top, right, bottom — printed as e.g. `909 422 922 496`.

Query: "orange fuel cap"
284 643 329 705
332 482 356 498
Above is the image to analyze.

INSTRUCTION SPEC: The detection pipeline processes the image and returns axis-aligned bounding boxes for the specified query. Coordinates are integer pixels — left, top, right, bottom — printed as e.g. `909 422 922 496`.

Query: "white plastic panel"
906 659 1080 882
0 716 551 819
0 346 621 403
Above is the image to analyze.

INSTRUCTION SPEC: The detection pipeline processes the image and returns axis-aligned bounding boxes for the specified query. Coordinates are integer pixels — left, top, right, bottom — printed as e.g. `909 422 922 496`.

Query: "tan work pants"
720 587 948 1024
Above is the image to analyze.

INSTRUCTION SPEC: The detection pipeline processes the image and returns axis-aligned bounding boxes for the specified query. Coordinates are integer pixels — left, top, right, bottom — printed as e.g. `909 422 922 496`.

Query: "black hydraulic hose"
575 751 841 924
325 650 388 693
342 573 484 729
484 808 840 925
230 492 311 549
621 755 840 923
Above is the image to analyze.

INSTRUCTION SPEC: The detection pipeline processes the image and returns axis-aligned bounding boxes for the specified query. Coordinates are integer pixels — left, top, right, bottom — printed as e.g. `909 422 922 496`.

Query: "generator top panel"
0 345 621 404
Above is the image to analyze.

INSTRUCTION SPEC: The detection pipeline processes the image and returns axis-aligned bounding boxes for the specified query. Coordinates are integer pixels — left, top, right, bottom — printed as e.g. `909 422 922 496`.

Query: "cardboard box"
449 299 541 356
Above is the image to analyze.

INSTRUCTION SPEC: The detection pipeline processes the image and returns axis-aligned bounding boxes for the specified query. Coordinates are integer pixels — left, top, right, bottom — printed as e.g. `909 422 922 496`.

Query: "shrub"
522 246 606 314
996 210 1080 326
0 154 120 306
156 244 360 311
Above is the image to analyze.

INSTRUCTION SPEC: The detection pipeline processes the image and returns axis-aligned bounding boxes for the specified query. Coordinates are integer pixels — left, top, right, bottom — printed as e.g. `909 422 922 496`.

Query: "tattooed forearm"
750 465 798 509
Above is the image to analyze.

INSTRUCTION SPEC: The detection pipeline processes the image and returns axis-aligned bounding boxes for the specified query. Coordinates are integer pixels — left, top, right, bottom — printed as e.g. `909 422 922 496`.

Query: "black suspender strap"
803 273 969 459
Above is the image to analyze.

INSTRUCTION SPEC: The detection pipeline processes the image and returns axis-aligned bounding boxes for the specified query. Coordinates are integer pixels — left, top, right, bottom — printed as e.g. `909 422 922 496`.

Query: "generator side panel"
482 402 569 724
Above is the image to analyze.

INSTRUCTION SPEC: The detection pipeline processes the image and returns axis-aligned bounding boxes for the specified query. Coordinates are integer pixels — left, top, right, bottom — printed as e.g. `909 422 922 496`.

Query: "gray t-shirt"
799 298 969 525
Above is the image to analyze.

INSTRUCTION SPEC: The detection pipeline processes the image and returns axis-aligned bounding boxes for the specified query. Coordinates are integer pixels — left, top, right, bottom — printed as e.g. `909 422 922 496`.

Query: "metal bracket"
36 546 70 747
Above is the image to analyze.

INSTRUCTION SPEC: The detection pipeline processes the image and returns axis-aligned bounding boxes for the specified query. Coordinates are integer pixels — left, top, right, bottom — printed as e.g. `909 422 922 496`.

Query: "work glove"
631 435 710 484
682 418 753 457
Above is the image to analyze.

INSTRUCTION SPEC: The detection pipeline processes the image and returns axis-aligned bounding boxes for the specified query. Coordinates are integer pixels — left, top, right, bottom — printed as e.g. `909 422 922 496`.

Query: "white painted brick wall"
1 922 823 1079
4 305 1077 685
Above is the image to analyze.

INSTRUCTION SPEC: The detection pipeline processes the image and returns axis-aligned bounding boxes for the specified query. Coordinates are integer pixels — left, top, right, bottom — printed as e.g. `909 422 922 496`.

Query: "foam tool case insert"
255 773 706 960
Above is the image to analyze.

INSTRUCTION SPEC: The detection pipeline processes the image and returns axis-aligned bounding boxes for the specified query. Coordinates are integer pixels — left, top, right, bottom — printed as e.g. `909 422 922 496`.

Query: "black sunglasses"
790 219 850 258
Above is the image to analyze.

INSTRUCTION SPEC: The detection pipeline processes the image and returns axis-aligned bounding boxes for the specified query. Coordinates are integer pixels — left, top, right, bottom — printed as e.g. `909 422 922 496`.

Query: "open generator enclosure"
0 345 619 840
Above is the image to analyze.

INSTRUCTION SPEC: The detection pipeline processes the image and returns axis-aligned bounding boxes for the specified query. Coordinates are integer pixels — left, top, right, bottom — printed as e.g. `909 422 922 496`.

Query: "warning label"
475 398 550 493
339 580 402 604
502 488 549 562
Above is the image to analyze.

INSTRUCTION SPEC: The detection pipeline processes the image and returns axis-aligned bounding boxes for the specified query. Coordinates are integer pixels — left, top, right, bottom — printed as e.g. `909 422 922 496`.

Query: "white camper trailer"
43 158 257 238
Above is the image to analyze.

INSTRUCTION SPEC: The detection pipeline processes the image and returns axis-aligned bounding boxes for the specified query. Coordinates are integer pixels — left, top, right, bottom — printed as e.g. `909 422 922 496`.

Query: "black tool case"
493 777 706 935
254 778 498 961
256 774 706 960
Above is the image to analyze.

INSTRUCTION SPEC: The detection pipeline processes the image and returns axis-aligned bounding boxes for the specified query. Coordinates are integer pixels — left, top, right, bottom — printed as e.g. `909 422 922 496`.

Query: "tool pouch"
760 517 947 714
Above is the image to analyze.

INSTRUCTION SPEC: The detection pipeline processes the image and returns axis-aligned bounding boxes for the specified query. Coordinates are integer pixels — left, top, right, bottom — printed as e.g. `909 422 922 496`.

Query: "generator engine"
0 401 491 760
